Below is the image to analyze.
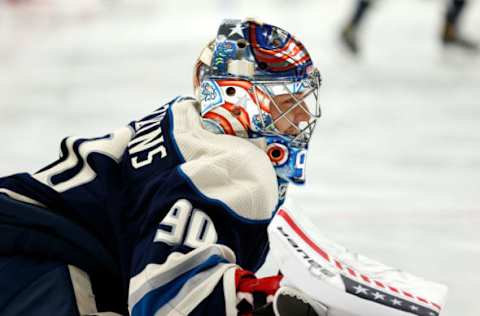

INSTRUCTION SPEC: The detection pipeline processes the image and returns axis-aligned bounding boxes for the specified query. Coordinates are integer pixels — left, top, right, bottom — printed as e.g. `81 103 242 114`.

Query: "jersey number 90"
154 199 218 249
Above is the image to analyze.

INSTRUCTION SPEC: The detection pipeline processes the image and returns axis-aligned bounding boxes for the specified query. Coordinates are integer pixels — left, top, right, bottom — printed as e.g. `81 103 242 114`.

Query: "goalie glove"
235 269 282 316
235 270 328 316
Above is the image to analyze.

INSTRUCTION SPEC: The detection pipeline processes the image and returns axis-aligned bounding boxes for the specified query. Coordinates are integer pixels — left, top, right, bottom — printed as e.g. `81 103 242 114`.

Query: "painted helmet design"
194 18 322 186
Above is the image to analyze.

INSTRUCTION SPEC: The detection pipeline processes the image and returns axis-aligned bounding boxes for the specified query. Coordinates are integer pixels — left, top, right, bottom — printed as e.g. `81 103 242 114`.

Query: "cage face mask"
196 19 322 185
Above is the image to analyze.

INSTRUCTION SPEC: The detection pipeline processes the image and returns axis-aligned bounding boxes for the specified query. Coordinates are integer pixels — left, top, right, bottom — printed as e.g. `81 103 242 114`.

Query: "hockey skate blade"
273 286 328 316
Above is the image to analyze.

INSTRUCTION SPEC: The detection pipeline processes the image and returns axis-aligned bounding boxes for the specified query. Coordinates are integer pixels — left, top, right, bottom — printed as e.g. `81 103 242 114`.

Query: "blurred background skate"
339 0 478 55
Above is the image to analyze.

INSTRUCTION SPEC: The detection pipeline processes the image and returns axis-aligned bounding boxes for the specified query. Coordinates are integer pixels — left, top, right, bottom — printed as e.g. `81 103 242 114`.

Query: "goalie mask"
194 19 321 186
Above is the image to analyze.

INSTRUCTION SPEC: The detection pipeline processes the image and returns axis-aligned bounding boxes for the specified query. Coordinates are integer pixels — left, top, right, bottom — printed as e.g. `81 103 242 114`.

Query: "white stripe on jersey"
129 244 236 308
33 127 133 193
222 265 238 316
154 263 237 316
0 189 46 207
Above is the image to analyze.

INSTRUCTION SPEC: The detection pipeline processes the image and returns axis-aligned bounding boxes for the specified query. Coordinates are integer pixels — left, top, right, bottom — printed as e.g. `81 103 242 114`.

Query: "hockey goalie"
0 18 447 315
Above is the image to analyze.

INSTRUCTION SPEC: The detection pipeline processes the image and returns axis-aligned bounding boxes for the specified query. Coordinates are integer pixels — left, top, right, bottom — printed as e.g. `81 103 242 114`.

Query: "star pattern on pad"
391 298 402 306
341 275 440 316
372 292 385 301
353 284 369 295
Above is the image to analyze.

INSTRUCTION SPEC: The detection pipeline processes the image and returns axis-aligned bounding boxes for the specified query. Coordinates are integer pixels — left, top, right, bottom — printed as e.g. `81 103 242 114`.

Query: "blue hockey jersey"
0 96 279 315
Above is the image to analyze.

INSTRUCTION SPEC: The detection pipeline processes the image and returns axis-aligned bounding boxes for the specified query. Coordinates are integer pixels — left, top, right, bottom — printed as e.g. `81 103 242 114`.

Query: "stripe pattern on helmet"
248 23 312 74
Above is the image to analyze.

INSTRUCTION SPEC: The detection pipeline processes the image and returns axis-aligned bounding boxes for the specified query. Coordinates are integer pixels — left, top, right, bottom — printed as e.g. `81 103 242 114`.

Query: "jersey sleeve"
0 126 133 219
0 125 136 315
129 242 239 316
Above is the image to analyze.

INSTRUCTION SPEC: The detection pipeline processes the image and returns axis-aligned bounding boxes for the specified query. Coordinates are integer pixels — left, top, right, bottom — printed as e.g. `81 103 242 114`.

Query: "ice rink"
0 0 479 315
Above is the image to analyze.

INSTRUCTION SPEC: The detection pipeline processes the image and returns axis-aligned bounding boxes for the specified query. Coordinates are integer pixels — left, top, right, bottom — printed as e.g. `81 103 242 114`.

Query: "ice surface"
0 0 479 314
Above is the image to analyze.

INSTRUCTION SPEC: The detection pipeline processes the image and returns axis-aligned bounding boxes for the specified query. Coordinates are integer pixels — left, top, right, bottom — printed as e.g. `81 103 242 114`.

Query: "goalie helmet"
193 18 321 186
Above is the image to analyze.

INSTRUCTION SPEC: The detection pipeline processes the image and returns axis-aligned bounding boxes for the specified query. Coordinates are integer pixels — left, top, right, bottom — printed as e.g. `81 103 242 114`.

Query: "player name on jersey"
129 104 169 169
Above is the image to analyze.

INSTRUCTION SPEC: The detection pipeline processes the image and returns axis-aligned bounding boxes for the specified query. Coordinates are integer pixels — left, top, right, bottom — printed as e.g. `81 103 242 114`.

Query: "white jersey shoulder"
171 98 278 221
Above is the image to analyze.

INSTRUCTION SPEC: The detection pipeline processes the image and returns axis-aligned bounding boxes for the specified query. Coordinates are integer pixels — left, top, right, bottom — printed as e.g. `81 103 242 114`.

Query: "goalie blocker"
267 200 448 316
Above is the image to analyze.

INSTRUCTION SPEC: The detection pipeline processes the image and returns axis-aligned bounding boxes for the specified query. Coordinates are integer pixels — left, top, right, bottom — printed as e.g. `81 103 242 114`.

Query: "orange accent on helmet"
217 80 271 113
267 144 288 166
223 102 251 131
203 111 235 135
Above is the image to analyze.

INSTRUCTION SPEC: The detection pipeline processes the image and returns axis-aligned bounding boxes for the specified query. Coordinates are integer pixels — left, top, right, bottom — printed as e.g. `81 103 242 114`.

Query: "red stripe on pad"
388 286 399 293
277 209 330 262
276 210 440 310
432 303 442 310
361 274 371 283
347 268 357 277
417 297 429 304
403 291 414 298
335 260 343 270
